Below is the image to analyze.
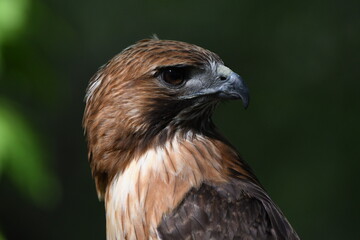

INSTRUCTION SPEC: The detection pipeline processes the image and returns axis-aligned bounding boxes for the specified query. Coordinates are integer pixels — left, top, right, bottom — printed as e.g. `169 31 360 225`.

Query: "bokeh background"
0 0 359 239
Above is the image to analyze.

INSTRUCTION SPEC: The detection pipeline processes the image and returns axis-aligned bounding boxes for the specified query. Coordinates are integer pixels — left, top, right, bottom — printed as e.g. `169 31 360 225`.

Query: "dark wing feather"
157 180 299 240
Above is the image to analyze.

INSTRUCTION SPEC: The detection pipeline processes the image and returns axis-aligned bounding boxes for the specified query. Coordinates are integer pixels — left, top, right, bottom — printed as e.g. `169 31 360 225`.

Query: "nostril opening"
219 76 227 81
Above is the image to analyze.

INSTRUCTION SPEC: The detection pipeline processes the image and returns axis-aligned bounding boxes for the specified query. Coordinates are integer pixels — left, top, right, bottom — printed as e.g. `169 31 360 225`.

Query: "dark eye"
161 67 187 86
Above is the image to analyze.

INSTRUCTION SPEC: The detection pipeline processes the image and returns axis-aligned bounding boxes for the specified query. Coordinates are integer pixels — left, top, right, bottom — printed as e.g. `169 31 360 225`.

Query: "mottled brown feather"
83 38 299 240
83 39 222 199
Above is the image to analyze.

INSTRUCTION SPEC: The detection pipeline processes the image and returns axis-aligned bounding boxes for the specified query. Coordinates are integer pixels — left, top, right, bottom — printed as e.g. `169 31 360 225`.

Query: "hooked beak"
179 65 249 108
216 71 249 109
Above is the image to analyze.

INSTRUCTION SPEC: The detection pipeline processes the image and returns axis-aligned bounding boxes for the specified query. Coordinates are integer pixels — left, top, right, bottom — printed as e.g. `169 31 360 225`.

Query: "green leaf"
0 0 29 41
0 99 61 208
0 0 29 72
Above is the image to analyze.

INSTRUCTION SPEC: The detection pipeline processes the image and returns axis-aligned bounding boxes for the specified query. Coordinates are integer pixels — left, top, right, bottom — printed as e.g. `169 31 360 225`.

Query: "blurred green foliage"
0 0 359 239
0 0 29 69
0 0 28 38
0 0 60 239
0 99 60 207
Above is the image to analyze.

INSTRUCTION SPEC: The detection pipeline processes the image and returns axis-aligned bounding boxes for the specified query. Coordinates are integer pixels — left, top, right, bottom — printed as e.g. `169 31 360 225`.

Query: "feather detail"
105 131 229 240
83 39 299 240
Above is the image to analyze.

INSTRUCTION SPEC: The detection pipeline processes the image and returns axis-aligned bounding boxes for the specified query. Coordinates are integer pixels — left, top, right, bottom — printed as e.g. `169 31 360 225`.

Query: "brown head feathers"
83 39 256 199
83 38 299 240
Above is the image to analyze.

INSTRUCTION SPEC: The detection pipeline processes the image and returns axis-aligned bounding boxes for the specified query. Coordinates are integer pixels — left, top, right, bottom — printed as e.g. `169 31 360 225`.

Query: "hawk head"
83 39 249 199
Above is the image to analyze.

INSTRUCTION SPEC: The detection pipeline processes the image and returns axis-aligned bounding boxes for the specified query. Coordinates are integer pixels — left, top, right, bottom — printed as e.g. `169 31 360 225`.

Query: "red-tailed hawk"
83 38 299 240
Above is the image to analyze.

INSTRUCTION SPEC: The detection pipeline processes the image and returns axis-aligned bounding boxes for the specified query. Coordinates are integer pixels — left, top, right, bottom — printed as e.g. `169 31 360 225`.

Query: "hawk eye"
161 67 187 86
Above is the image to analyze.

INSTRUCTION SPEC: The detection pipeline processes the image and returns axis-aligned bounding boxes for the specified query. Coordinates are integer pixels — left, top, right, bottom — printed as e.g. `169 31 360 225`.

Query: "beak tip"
229 72 249 109
238 84 249 109
241 95 249 109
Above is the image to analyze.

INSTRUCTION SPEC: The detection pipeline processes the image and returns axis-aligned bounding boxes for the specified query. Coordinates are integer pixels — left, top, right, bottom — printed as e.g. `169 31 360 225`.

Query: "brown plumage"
83 38 299 240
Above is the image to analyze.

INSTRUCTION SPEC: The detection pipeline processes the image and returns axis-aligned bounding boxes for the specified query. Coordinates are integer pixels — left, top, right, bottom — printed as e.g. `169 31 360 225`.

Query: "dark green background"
0 0 359 239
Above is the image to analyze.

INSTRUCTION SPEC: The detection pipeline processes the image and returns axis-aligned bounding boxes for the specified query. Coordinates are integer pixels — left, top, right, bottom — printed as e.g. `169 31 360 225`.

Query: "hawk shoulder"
157 180 299 240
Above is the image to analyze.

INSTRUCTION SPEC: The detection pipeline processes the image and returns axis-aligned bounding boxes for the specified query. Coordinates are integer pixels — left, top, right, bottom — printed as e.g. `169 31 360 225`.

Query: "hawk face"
150 60 249 122
84 39 248 198
83 38 299 240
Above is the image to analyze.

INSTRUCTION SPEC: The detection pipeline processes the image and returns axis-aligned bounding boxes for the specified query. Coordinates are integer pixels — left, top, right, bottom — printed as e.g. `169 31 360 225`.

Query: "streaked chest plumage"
105 132 226 240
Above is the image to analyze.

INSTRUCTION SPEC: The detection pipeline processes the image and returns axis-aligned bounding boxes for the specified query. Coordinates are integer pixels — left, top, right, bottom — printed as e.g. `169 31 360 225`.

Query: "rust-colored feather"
83 38 299 240
83 39 222 198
